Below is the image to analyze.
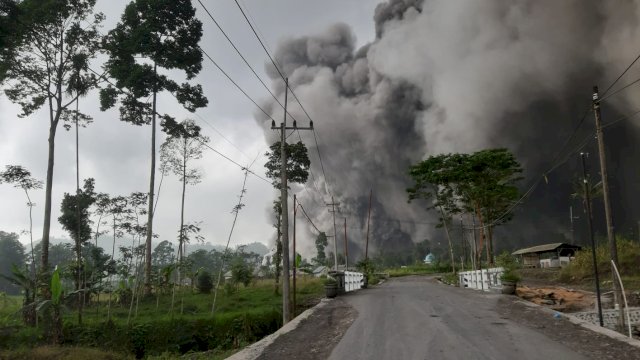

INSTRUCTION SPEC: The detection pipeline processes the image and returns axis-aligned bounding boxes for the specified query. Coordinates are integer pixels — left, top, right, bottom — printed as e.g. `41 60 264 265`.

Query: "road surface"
329 276 586 360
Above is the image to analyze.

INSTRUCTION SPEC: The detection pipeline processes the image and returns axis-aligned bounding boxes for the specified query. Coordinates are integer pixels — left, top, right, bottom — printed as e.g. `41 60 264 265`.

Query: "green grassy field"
0 277 325 359
385 263 450 277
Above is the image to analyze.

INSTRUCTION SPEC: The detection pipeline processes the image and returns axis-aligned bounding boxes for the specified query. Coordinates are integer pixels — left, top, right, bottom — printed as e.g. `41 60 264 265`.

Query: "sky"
0 0 381 254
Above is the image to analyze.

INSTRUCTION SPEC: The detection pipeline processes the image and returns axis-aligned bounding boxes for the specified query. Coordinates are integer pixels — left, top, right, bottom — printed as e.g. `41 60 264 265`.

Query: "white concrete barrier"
344 271 364 292
458 267 504 291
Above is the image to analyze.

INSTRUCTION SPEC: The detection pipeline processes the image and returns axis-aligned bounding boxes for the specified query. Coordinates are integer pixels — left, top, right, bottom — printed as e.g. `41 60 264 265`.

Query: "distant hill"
240 242 269 256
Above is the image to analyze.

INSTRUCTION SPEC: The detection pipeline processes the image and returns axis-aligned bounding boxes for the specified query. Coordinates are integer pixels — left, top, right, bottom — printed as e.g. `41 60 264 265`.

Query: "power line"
602 108 640 129
312 129 333 196
600 76 640 103
85 21 256 164
198 47 277 123
297 201 322 234
231 0 335 199
196 1 288 115
198 140 271 185
196 0 303 125
232 0 286 83
602 51 640 96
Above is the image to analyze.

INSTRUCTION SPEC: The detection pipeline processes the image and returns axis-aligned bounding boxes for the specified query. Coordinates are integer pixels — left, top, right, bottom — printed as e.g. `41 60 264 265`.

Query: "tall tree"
264 140 310 294
57 177 96 324
160 119 208 265
313 232 328 266
0 0 103 279
264 141 311 189
0 165 43 270
100 0 208 294
152 240 174 268
407 149 522 268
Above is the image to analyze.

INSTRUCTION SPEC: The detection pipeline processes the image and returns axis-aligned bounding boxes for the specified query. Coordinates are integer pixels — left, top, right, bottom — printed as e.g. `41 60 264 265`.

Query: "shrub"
196 271 213 294
559 236 640 283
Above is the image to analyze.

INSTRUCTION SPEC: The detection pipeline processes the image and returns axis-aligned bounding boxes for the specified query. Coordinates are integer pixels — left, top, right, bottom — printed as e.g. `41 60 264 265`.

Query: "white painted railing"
458 267 504 291
344 271 365 292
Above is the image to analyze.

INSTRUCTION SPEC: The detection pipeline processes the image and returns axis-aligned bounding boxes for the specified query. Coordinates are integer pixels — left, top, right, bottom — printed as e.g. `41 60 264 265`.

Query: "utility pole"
292 194 297 318
592 85 623 329
365 189 372 260
581 153 604 327
270 78 313 324
460 216 465 270
326 197 340 271
569 206 579 245
344 218 348 269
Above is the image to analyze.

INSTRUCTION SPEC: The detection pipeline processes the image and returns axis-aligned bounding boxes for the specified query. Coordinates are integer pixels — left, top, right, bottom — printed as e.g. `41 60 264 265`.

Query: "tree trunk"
475 204 487 269
144 65 158 295
178 137 187 283
438 205 456 273
41 122 58 282
24 190 36 271
487 225 495 266
75 99 83 324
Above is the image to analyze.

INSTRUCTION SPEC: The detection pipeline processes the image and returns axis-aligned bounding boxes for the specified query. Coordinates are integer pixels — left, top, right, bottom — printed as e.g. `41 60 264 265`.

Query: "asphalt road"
329 276 586 360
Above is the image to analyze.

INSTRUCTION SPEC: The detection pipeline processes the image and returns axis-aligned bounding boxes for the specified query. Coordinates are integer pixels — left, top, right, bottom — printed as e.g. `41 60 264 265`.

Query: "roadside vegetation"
559 236 640 291
0 277 324 358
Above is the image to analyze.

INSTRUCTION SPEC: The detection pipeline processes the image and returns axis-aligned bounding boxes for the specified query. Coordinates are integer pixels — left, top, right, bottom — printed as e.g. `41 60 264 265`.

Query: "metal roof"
512 242 581 255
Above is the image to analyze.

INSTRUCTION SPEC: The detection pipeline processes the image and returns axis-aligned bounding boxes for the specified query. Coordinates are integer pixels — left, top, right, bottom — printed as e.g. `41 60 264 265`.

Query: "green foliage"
58 178 97 245
50 267 62 306
386 263 450 277
37 279 319 356
152 241 175 268
231 257 253 288
355 258 376 284
313 232 328 266
0 165 43 191
559 236 640 283
0 231 26 295
196 271 213 294
496 250 520 283
264 141 311 189
323 277 337 286
441 273 459 286
160 119 208 185
407 149 523 225
100 0 208 127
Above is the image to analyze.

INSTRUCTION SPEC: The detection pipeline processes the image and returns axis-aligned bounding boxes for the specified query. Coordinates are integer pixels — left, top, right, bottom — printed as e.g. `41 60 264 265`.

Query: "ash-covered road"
329 276 586 360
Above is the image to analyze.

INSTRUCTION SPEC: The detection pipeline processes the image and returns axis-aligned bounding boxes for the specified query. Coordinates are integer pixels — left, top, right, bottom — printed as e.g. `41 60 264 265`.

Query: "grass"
0 346 134 359
385 263 450 277
0 277 325 358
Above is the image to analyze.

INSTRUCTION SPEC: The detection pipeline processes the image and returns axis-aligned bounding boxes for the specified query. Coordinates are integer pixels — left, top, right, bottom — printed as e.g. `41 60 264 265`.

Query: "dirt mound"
516 285 595 312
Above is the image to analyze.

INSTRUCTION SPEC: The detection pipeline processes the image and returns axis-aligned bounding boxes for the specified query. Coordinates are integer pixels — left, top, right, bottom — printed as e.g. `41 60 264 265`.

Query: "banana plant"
36 266 63 343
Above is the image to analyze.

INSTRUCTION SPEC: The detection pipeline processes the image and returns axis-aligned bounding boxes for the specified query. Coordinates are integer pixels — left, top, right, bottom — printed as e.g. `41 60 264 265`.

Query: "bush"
559 236 640 283
196 271 213 294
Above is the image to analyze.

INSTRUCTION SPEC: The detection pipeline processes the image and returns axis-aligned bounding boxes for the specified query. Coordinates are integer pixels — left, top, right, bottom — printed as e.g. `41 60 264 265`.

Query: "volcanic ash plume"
259 0 640 258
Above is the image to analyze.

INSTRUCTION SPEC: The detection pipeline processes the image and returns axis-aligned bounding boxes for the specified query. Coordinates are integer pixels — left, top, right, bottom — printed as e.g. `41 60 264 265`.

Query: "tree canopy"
407 148 523 265
264 141 311 189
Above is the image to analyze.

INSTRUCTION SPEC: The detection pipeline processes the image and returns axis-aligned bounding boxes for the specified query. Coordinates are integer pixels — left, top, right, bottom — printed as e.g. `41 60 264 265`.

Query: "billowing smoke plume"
259 0 640 259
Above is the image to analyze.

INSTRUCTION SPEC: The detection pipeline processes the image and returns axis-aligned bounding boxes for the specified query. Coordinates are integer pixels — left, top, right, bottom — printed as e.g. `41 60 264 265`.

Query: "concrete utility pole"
365 189 372 260
344 218 348 269
581 153 604 327
270 78 313 324
326 197 340 271
592 85 624 329
292 194 297 318
569 206 579 245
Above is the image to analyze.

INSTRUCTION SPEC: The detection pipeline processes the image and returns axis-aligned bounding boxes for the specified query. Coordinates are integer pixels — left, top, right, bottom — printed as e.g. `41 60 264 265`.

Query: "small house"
313 266 329 278
512 243 581 268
